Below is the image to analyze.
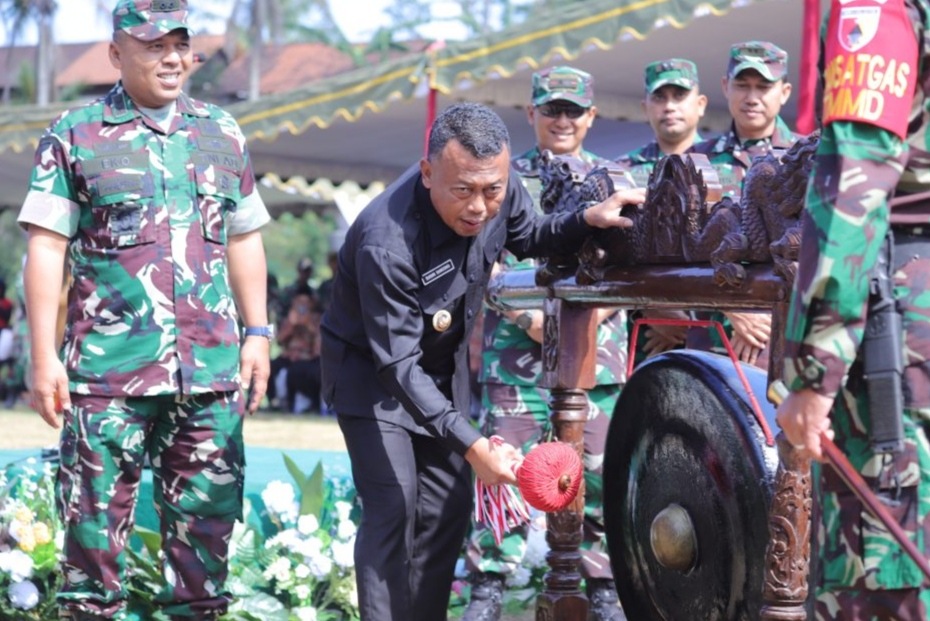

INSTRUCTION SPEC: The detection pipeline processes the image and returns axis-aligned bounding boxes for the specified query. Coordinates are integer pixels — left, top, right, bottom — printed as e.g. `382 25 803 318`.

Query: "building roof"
214 42 357 100
0 41 95 90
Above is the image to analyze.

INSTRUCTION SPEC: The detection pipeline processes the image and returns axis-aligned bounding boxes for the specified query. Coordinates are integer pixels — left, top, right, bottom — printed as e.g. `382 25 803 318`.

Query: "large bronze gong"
603 350 779 620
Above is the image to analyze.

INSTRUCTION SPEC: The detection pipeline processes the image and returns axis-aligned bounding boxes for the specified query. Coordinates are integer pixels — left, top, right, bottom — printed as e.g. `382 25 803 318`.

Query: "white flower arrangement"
0 453 546 620
0 457 62 619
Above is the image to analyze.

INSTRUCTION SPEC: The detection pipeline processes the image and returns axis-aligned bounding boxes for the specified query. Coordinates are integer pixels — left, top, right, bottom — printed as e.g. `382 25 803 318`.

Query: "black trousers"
338 415 472 621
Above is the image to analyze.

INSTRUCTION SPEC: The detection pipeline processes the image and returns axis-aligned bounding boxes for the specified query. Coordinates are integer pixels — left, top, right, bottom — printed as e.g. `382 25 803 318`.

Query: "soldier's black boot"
586 578 628 621
461 571 506 621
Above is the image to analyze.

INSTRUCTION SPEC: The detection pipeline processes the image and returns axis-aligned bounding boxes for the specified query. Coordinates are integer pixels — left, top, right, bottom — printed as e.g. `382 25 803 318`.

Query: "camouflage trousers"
811 247 930 619
813 401 930 620
465 381 620 581
56 392 245 620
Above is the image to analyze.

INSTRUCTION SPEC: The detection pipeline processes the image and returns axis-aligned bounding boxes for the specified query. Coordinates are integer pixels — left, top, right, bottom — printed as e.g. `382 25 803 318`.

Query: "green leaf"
131 525 163 558
299 460 325 518
283 453 307 490
226 592 289 620
283 454 324 518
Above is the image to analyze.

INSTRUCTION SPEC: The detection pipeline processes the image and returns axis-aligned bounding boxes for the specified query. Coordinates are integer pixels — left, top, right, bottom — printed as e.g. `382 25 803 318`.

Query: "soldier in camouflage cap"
727 40 788 83
644 57 699 92
778 0 930 618
618 58 707 187
112 0 190 41
689 41 800 367
462 65 636 621
693 40 798 200
691 39 796 198
615 58 708 359
19 1 271 618
530 65 594 108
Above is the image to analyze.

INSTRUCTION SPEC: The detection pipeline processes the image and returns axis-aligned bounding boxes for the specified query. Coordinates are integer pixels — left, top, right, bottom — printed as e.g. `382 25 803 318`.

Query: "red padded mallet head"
516 442 583 512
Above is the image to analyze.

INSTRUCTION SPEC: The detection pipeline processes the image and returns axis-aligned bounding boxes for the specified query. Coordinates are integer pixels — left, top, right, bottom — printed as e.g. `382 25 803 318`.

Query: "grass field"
0 405 347 451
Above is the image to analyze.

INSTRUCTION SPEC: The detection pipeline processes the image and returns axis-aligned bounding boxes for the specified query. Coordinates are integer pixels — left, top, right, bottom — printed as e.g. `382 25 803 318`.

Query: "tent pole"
424 87 438 158
796 0 820 134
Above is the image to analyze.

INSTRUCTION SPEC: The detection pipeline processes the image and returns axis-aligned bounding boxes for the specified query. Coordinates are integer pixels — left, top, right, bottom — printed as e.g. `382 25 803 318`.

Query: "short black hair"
427 102 510 160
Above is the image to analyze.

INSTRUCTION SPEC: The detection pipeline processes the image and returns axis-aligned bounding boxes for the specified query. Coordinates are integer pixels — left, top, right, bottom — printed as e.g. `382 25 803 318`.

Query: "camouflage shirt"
783 0 930 401
692 117 799 199
479 146 628 387
615 134 704 188
18 82 270 397
784 0 930 597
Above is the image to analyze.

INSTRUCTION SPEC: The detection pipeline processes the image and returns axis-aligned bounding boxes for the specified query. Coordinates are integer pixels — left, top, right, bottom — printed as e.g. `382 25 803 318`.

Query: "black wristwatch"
243 325 275 340
514 311 534 331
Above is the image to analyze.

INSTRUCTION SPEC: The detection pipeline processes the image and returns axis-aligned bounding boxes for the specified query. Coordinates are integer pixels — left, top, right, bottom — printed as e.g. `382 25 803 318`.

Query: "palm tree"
225 0 365 101
1 0 58 105
223 0 284 101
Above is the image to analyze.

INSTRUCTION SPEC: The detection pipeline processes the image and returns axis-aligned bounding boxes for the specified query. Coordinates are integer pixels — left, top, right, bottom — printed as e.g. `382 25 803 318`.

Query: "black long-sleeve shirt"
321 163 590 455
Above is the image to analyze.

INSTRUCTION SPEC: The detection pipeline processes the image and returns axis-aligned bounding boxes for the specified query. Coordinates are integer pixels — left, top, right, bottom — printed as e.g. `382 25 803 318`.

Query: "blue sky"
0 0 469 46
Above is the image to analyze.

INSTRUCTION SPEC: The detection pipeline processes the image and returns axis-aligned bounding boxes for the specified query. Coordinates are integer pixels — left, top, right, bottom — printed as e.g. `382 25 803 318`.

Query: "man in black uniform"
320 102 645 621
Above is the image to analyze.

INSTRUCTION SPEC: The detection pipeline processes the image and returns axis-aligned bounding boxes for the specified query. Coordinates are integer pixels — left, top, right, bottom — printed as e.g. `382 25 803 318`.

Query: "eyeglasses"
536 103 588 119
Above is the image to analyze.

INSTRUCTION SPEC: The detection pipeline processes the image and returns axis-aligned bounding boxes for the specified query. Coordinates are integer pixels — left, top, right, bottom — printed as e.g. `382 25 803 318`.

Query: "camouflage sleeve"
17 131 80 237
219 111 271 236
782 121 907 396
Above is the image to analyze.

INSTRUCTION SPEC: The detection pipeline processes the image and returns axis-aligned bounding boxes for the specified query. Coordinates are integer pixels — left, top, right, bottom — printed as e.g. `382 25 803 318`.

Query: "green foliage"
0 458 64 619
0 206 27 285
284 454 325 518
261 210 337 287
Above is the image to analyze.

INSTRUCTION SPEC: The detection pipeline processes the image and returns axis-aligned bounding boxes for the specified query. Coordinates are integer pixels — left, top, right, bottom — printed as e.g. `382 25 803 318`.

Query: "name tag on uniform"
82 153 149 178
96 175 145 197
422 259 455 285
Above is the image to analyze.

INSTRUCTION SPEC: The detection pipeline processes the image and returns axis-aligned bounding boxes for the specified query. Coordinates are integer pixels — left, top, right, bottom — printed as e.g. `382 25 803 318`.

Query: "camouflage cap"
727 41 788 82
531 66 594 108
113 0 190 41
644 58 698 93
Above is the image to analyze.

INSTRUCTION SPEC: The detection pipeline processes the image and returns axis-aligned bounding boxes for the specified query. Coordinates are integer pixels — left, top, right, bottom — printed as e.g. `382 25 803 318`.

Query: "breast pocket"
419 271 468 323
87 172 155 248
195 167 240 245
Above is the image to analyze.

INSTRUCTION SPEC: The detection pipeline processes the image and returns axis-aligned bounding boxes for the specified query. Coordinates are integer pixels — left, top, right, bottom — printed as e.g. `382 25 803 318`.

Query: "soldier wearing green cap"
618 59 707 190
462 65 632 621
18 0 271 618
615 58 708 359
777 0 930 618
688 41 802 367
693 40 800 200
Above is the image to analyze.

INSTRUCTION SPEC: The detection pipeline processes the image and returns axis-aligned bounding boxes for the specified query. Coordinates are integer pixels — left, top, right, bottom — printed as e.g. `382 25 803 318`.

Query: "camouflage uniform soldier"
619 59 707 360
18 1 271 618
463 66 629 621
617 58 707 188
777 0 930 618
693 41 800 199
692 41 801 366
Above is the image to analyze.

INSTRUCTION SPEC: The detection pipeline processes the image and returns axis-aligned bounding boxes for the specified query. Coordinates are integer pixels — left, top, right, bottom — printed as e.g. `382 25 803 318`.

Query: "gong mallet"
768 381 930 582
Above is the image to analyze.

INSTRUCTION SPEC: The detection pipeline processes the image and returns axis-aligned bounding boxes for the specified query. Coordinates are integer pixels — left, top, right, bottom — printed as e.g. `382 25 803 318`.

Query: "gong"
603 350 779 621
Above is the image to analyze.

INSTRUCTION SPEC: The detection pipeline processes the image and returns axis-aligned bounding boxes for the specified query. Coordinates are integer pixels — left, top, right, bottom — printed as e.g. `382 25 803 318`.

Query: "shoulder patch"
822 0 918 138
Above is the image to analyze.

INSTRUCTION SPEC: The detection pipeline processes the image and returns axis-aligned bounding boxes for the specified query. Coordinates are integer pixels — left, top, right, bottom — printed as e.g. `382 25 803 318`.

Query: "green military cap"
727 40 788 81
531 66 594 108
644 58 699 93
113 0 190 41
